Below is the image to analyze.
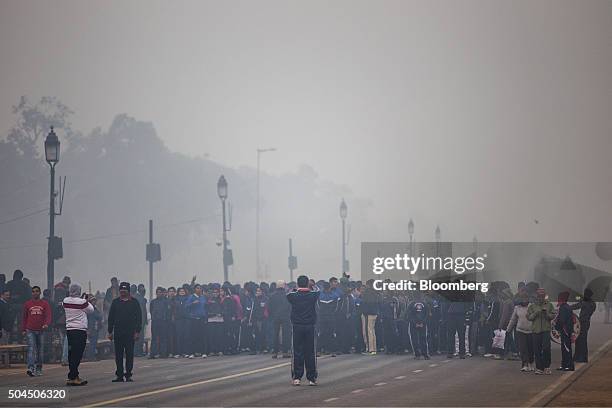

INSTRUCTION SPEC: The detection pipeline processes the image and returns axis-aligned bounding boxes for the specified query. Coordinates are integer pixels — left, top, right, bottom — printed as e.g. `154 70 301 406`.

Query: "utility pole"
146 219 161 299
256 148 276 280
288 238 298 282
148 220 154 298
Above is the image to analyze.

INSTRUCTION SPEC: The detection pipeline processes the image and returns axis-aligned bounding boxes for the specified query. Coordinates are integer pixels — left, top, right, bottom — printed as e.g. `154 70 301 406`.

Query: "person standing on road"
555 291 574 371
506 292 534 371
527 287 555 375
287 275 320 386
63 284 94 386
107 282 142 382
22 286 51 376
360 279 380 355
269 281 292 359
405 291 430 360
571 288 596 363
149 287 171 359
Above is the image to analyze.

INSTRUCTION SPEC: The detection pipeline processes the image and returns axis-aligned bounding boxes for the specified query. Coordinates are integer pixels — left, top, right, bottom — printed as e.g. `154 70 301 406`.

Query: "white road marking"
324 397 339 402
351 389 364 393
394 375 406 379
413 369 423 373
84 361 292 407
374 382 387 386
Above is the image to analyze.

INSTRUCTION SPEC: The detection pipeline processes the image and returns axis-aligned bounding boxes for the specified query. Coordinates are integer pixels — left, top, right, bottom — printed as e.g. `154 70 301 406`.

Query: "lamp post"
340 199 348 276
44 127 60 293
217 175 229 282
256 148 276 279
408 218 414 257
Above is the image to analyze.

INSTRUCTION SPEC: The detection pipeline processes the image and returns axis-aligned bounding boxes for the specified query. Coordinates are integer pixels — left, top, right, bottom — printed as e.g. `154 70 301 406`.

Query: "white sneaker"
201 354 207 359
483 353 494 358
309 380 317 386
292 379 301 386
520 366 528 372
174 354 180 359
188 354 195 359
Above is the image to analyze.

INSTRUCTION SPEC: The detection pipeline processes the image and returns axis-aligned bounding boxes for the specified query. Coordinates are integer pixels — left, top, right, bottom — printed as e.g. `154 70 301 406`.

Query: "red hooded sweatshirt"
22 299 52 331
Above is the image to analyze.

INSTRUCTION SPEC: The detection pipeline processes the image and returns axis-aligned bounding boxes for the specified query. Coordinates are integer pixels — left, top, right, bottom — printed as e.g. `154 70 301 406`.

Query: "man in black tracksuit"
405 291 430 359
107 282 142 382
287 275 320 386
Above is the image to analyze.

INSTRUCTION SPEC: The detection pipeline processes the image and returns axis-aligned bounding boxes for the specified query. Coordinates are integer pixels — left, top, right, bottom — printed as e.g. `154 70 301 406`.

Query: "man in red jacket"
22 286 51 377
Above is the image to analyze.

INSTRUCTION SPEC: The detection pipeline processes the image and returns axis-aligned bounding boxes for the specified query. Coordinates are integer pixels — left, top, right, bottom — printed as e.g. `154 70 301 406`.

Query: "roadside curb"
525 338 612 407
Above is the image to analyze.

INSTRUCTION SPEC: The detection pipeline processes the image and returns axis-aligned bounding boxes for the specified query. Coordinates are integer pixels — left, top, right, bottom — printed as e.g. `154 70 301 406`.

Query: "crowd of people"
0 268 608 385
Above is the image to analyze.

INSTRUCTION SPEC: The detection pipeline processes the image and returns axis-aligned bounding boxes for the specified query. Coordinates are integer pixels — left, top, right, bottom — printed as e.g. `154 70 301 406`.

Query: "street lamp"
256 147 276 279
44 127 60 294
340 199 348 276
217 175 229 282
408 218 414 256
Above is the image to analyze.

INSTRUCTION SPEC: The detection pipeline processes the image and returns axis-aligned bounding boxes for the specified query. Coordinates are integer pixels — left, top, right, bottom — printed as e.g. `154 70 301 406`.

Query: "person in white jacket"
507 292 534 372
63 284 93 386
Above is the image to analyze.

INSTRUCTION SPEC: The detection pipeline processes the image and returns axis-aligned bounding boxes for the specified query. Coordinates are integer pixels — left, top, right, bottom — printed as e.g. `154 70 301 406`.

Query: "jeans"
26 330 44 372
86 331 98 360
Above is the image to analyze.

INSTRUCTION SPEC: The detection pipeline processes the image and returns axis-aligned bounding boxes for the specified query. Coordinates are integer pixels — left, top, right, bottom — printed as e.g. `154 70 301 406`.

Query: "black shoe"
459 355 466 359
112 377 124 382
125 377 134 382
27 370 35 377
424 355 431 360
447 354 454 359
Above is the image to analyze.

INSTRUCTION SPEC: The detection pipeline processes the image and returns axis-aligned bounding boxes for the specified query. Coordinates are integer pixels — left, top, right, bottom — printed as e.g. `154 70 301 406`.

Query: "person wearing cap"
107 282 142 382
527 287 555 374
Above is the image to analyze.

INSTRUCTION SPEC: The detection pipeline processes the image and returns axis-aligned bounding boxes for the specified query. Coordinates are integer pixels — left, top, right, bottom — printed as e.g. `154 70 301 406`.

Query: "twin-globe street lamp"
44 127 60 293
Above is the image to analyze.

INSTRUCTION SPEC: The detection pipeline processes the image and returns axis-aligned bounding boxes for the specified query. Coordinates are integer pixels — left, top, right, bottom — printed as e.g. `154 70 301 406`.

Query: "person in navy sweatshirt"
287 275 320 386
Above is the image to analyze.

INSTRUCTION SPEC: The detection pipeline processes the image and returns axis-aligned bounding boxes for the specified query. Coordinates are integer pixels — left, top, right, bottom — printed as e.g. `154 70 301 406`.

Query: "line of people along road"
0 269 608 385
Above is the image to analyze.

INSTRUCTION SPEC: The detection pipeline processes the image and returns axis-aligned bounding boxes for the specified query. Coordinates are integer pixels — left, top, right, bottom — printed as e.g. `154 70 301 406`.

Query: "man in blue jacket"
186 284 207 358
287 275 320 386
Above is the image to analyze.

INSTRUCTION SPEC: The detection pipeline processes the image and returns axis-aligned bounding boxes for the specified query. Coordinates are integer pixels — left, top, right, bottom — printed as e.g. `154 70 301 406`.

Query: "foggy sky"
1 0 612 283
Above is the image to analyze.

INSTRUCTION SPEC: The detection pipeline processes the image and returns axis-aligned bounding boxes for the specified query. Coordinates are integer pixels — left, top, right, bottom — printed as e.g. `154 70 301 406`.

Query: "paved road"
1 322 610 407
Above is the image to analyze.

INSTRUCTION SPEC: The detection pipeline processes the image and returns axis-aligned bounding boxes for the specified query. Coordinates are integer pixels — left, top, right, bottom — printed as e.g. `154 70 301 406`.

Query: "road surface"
1 322 610 407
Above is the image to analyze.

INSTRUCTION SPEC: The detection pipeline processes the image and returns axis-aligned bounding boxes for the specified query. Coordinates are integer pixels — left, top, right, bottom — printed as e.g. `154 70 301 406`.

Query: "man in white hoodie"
63 284 93 386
